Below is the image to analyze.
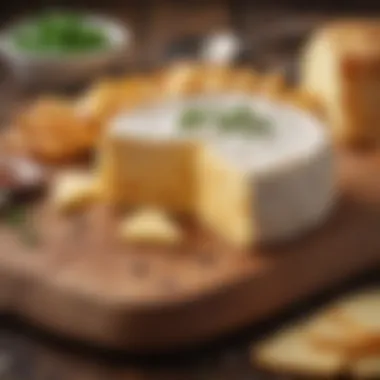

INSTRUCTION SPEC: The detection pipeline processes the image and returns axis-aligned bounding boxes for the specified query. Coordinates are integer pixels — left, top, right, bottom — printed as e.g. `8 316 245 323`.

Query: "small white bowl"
0 14 132 88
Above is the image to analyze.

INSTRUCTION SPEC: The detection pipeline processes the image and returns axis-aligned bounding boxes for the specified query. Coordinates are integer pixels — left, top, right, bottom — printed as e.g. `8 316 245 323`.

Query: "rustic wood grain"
0 151 378 353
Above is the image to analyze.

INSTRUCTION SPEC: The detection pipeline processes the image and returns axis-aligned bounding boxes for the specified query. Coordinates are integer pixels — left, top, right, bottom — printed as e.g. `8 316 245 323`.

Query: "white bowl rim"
0 12 132 63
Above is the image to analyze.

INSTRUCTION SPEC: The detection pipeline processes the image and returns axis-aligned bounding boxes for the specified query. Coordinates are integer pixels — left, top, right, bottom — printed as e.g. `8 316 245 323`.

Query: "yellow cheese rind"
197 148 253 247
51 171 97 213
118 209 182 245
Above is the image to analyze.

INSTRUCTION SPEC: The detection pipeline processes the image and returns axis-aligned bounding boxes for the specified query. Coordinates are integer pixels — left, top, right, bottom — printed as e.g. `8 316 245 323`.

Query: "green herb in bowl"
12 11 111 55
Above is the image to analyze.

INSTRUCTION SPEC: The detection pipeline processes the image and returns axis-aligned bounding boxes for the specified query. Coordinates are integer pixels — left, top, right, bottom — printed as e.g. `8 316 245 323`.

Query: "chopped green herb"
180 107 207 130
218 106 272 136
179 105 272 136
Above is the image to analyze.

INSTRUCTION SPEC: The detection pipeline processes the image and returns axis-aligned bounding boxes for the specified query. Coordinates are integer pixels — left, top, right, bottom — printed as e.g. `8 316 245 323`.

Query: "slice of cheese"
97 94 334 247
301 19 380 146
51 171 97 213
252 324 346 377
118 208 182 245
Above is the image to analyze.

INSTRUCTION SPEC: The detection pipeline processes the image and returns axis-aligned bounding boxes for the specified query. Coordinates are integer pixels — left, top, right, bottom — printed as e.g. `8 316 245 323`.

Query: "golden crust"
13 96 97 162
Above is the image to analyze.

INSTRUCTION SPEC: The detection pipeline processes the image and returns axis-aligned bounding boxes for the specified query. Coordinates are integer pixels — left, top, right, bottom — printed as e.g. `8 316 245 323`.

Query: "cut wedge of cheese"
252 324 346 377
118 209 182 245
51 171 97 213
97 93 335 247
301 19 380 146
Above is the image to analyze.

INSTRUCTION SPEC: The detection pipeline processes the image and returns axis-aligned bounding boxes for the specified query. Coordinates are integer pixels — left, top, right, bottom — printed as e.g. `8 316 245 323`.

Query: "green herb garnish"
12 11 110 55
179 105 272 136
180 107 208 130
218 106 272 136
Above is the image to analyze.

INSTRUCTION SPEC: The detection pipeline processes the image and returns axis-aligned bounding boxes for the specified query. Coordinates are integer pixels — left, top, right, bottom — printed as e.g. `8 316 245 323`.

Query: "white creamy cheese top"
110 94 330 175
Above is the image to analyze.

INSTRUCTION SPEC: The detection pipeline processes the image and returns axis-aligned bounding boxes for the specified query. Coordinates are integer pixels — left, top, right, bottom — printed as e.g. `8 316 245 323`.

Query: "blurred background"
0 0 377 122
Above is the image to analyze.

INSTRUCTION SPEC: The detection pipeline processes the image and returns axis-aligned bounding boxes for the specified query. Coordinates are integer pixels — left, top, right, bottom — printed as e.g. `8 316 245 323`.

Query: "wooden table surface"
0 2 378 379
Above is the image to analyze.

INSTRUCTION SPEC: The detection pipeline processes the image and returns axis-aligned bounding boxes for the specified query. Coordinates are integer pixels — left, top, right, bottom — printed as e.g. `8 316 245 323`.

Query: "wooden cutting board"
0 150 379 351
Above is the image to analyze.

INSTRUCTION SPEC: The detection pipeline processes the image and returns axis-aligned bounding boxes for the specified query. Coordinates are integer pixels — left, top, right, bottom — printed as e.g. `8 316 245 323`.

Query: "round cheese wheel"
108 94 336 244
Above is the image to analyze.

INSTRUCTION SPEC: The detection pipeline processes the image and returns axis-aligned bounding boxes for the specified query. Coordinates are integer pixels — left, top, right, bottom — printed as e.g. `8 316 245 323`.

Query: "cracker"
306 308 373 355
330 288 380 354
333 288 380 334
252 323 345 377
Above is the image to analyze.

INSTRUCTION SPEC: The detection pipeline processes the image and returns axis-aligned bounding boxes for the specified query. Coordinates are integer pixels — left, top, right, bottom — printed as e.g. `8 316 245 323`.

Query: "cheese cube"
118 208 182 245
51 171 97 213
301 20 380 145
